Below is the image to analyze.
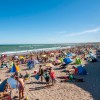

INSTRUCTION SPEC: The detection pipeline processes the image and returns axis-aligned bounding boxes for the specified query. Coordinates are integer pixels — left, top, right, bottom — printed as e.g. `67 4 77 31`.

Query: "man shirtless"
15 76 24 100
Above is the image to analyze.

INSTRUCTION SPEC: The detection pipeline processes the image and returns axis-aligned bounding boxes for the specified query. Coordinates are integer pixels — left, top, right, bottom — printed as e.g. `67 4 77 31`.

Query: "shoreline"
0 46 72 56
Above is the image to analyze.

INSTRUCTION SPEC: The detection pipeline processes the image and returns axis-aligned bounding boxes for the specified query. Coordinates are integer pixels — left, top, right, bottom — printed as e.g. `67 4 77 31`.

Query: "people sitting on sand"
4 83 12 93
24 72 30 80
19 73 23 78
39 65 44 82
14 71 19 77
15 76 25 99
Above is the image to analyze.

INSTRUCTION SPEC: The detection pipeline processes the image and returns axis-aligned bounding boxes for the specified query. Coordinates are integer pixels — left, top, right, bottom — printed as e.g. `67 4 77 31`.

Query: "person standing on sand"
49 67 56 86
39 65 44 82
15 76 25 100
44 69 50 87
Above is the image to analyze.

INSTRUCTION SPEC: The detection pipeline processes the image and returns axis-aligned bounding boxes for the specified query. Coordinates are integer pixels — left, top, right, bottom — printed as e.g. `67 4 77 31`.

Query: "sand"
0 50 100 100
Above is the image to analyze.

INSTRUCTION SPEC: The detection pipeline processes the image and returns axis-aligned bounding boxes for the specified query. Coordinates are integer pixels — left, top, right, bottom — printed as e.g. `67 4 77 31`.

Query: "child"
49 68 56 86
44 69 50 87
24 72 30 80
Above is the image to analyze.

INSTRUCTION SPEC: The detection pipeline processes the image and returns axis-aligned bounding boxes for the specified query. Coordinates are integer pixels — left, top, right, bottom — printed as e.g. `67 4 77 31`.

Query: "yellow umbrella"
20 56 24 59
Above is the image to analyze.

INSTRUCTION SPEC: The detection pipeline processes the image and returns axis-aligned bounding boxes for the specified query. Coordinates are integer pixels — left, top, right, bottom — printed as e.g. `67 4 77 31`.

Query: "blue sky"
0 0 100 44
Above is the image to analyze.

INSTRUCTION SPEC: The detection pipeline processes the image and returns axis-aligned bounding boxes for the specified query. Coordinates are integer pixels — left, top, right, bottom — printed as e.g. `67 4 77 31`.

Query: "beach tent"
77 65 87 75
33 59 39 65
0 79 7 92
59 57 64 62
66 52 73 57
86 54 97 62
63 57 73 64
75 58 82 65
10 64 20 73
27 60 34 69
0 78 17 92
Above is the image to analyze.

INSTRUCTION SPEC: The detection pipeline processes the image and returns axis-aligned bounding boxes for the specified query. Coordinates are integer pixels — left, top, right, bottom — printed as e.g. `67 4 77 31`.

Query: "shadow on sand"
72 60 100 100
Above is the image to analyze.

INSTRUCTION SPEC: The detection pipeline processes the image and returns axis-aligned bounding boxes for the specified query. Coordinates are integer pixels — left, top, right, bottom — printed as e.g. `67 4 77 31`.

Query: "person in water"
15 76 25 99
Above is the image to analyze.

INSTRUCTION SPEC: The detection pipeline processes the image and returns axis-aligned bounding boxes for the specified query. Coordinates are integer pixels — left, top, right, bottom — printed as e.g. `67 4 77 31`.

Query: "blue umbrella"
7 78 17 89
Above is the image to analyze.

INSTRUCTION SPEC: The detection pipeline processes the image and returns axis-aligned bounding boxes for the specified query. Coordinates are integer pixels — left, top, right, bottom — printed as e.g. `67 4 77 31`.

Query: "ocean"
0 44 76 55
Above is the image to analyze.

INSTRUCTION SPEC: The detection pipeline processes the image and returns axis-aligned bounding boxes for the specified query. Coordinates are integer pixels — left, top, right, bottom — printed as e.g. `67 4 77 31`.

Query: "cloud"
67 27 100 37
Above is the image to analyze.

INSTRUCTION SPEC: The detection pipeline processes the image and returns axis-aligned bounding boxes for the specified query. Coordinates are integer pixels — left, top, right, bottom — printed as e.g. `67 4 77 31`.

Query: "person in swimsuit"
49 68 56 86
44 69 50 87
39 65 44 82
15 76 25 99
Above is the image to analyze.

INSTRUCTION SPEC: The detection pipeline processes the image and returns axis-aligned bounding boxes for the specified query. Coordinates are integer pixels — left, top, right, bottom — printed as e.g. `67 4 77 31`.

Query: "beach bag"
35 74 40 80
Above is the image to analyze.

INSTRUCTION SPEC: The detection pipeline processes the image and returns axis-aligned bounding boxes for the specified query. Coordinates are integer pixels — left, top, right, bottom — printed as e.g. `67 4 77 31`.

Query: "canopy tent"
63 57 73 64
75 58 82 65
10 64 20 73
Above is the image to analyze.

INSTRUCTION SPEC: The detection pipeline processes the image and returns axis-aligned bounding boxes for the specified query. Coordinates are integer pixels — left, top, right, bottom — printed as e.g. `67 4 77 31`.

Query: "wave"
0 46 72 56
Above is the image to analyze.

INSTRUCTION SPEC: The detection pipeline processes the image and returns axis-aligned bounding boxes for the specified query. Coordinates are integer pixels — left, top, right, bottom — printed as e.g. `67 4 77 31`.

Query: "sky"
0 0 100 44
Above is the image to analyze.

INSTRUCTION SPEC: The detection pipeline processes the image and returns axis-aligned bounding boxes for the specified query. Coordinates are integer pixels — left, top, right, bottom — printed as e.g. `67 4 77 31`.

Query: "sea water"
0 44 76 55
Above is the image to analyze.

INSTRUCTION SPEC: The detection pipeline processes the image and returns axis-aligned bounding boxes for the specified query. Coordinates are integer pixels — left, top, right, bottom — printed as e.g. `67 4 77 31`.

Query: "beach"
0 44 100 100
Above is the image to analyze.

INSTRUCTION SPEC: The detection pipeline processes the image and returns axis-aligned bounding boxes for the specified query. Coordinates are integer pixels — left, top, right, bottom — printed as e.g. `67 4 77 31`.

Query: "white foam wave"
0 46 71 56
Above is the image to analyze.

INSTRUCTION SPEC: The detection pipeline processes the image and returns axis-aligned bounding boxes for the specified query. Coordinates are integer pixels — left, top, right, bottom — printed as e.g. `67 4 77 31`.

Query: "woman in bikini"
15 76 25 99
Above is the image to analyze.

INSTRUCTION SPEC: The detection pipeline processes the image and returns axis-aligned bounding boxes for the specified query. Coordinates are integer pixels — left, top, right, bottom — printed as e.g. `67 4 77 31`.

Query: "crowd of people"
0 44 99 99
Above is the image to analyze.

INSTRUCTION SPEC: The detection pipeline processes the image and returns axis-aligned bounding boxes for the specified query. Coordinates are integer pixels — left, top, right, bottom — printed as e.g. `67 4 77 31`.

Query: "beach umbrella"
7 78 17 89
46 63 54 67
42 55 47 57
55 60 61 63
20 56 24 59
